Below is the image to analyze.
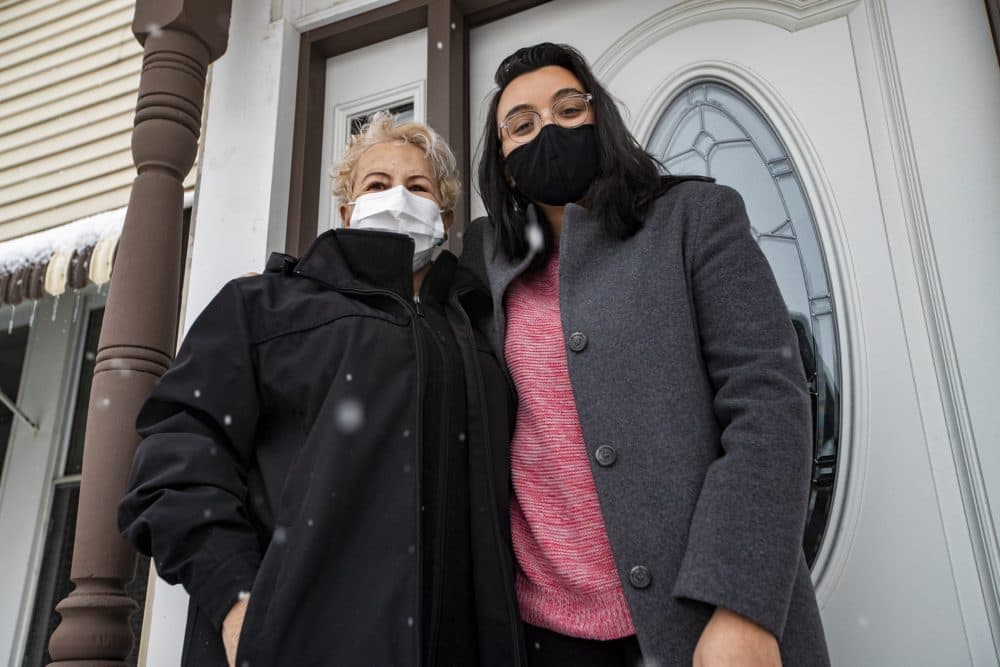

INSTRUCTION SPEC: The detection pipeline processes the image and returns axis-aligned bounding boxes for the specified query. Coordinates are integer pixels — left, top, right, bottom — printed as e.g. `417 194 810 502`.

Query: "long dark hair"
478 42 689 267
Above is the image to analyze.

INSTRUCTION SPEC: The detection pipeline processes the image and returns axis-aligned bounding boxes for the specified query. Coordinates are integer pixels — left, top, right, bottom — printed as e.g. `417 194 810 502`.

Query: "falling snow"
526 220 544 252
223 414 232 426
335 398 364 433
272 526 287 544
237 590 251 602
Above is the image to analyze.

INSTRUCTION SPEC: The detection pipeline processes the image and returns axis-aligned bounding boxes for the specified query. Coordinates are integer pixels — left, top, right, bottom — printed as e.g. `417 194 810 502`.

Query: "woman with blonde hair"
119 113 526 667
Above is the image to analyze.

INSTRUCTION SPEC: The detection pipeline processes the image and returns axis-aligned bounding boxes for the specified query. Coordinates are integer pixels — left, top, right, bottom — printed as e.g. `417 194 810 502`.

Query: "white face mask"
348 185 447 271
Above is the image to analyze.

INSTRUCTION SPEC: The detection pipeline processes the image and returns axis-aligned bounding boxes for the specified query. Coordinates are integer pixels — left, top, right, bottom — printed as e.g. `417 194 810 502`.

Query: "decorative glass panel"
348 101 415 136
647 82 842 567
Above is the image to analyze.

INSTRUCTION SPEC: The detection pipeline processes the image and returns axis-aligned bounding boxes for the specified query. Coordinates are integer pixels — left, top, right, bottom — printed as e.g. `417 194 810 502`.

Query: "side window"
0 326 30 485
647 82 842 567
19 308 149 667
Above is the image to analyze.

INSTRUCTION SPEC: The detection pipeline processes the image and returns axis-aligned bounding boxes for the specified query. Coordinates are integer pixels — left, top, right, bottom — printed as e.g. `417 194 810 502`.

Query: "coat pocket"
233 541 286 665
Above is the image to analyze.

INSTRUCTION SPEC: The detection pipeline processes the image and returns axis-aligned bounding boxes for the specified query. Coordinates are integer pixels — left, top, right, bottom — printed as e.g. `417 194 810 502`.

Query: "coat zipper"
453 289 525 666
332 284 427 666
419 295 452 667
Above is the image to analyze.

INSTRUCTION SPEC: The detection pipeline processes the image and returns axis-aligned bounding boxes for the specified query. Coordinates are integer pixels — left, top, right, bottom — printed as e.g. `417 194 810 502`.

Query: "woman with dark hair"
468 42 830 667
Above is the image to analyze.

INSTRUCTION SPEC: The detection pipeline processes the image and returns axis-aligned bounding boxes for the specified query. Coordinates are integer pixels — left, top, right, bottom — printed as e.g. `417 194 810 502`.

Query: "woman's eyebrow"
502 102 535 120
359 171 391 181
501 87 588 121
551 86 586 100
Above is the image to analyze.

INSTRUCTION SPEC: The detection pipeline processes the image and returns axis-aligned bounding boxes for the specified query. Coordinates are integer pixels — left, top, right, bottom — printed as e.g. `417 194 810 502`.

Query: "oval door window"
647 82 841 567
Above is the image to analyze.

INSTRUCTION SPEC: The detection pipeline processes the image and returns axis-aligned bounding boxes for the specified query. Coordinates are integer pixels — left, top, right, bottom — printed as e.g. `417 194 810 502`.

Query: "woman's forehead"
355 141 433 177
498 65 585 115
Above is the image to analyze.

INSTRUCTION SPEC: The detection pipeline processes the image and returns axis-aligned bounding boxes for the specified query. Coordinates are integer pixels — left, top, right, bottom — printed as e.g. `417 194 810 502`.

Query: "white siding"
0 0 196 243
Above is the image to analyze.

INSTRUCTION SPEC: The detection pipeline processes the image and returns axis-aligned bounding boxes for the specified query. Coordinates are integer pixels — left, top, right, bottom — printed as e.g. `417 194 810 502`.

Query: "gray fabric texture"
462 181 830 666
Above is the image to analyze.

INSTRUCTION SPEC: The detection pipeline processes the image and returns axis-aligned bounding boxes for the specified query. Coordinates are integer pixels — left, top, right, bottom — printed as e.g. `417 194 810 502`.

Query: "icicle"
51 294 60 321
72 290 81 323
7 304 15 334
28 300 38 328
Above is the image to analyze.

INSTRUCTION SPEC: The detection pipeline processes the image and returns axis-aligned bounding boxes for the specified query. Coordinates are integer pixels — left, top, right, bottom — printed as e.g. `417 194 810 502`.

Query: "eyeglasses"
499 93 593 145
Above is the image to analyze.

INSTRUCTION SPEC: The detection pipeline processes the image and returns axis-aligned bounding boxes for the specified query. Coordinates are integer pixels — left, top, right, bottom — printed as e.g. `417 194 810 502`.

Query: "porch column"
427 0 468 250
47 2 231 665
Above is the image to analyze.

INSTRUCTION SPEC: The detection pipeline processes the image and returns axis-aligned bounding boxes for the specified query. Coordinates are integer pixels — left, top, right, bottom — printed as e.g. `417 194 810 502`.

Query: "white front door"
318 28 428 232
469 1 995 665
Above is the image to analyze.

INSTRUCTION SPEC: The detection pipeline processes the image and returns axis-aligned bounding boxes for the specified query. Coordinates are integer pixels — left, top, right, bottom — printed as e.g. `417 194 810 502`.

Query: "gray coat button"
595 445 617 467
629 565 652 589
568 331 588 352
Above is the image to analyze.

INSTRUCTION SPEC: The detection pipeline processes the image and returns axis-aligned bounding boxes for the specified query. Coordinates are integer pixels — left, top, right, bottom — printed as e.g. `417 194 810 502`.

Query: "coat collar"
478 202 608 316
295 228 415 299
292 228 478 308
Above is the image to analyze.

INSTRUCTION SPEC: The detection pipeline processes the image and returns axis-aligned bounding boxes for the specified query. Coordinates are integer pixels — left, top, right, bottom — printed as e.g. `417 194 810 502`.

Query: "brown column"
427 0 468 252
46 2 231 665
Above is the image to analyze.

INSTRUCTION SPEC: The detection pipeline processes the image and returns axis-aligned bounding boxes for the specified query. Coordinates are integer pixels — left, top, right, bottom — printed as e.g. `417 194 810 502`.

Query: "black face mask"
505 124 600 206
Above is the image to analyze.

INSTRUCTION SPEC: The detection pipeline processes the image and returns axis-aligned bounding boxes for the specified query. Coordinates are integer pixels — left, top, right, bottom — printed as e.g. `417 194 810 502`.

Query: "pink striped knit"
504 248 636 640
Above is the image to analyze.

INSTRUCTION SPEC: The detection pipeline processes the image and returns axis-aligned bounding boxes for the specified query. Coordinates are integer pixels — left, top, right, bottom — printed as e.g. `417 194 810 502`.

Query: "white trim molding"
631 59 867 602
289 0 397 31
849 0 1000 657
593 0 862 80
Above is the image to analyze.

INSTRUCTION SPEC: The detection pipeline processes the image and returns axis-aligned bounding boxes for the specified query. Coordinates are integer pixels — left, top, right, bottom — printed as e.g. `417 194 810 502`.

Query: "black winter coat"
118 229 525 667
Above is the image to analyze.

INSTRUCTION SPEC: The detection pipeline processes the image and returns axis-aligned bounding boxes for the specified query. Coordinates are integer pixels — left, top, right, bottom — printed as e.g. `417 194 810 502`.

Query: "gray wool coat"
462 180 830 666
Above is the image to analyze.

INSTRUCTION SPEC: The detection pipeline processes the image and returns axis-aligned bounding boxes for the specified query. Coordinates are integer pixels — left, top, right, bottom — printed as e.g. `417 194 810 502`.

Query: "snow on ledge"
0 207 126 274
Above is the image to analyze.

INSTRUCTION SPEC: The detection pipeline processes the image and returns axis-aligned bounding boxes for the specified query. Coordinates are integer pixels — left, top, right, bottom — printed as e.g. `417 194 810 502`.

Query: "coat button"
568 331 588 352
629 565 652 589
595 445 617 467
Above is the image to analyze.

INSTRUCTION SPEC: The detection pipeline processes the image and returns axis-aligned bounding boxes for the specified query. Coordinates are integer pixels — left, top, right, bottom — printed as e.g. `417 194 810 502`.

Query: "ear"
441 208 454 234
339 202 351 228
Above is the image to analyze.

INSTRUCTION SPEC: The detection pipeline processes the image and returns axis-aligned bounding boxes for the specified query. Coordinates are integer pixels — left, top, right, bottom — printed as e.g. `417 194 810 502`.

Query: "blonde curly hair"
331 111 461 211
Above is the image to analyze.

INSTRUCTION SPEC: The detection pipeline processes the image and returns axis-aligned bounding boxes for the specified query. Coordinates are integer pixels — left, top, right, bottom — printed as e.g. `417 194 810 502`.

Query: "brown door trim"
285 0 549 256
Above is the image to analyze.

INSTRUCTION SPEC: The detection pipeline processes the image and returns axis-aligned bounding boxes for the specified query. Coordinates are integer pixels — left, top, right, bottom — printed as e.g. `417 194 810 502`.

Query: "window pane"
349 101 416 136
20 485 78 667
20 484 150 667
0 324 30 484
648 82 842 567
64 308 103 477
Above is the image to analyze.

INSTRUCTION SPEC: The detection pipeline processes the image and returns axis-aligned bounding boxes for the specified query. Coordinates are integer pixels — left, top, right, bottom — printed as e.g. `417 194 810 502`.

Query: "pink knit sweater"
504 249 635 640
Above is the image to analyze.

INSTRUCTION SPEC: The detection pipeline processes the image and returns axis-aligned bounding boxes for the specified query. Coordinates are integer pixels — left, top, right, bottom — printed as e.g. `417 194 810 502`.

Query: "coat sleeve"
671 185 812 639
117 280 262 631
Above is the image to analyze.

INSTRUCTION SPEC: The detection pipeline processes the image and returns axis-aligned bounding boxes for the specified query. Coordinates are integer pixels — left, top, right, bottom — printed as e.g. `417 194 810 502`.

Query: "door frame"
285 0 550 256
